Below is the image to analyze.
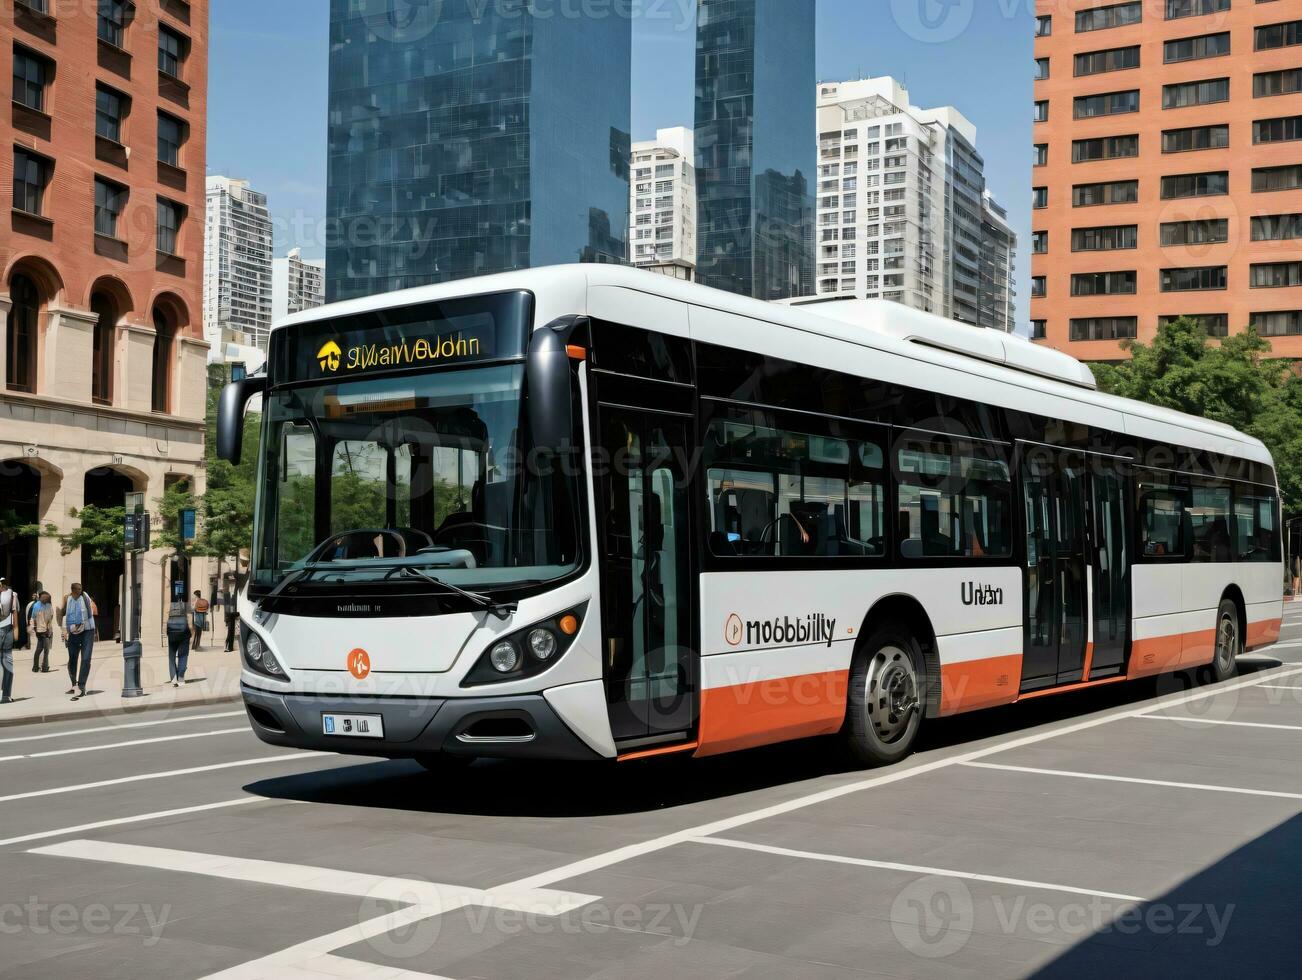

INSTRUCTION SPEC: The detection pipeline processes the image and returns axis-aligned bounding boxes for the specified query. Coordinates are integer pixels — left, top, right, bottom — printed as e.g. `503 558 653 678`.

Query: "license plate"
321 713 384 739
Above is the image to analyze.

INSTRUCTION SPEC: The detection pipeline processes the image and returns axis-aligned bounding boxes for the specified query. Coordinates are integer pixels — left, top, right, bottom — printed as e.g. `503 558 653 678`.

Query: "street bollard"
121 640 145 698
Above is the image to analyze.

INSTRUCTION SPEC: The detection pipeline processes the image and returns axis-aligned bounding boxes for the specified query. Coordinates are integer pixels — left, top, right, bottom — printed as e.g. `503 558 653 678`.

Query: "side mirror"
217 376 267 465
526 318 586 453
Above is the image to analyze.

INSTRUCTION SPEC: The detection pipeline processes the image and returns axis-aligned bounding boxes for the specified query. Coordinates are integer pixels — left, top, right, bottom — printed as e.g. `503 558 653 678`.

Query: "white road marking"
1258 684 1302 692
0 728 250 761
963 761 1302 802
0 752 329 804
1136 714 1302 732
0 710 246 745
30 839 599 916
0 798 270 848
693 836 1145 903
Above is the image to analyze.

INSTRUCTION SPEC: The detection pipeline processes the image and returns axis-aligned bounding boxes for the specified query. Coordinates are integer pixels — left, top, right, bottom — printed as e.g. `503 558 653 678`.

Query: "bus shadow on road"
241 659 1284 820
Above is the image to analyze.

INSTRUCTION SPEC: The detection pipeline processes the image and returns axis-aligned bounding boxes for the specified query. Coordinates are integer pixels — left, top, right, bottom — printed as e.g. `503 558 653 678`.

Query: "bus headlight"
241 622 286 680
244 629 264 667
462 604 588 687
528 628 557 661
489 641 520 673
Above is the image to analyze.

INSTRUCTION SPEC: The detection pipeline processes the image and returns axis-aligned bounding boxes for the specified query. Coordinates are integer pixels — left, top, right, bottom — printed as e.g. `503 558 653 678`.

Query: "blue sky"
210 0 1031 324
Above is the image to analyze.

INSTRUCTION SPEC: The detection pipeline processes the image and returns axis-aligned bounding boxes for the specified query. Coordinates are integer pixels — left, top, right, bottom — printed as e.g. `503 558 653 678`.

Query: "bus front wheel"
1206 599 1241 684
843 626 924 767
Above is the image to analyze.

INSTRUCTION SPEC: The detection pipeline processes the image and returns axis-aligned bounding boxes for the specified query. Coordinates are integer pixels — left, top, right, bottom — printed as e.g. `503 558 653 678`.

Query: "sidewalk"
1 634 243 728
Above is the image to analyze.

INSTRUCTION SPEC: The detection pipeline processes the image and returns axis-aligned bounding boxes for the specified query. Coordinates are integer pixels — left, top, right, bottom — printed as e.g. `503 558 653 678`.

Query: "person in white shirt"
0 576 16 704
58 582 97 701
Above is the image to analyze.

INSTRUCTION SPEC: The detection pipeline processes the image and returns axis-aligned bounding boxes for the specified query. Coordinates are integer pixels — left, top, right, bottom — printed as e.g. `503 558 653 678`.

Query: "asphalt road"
1 604 1301 979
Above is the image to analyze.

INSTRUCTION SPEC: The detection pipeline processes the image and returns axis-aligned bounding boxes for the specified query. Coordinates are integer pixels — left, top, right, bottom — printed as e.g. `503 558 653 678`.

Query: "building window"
5 273 39 393
1032 230 1048 253
1165 0 1229 19
1035 14 1052 36
1251 213 1302 241
1074 89 1139 118
1254 69 1302 98
1073 180 1139 206
1070 317 1137 341
1161 266 1227 291
1161 171 1228 198
1071 271 1137 296
90 292 117 406
1253 164 1302 192
1250 311 1302 336
95 85 126 143
1072 135 1139 162
158 26 186 79
1031 276 1047 297
1033 144 1047 166
1034 57 1050 81
1075 45 1140 76
157 197 183 254
98 0 127 48
13 46 50 113
157 112 184 166
151 308 175 413
1072 225 1138 251
94 177 127 238
1032 186 1048 209
1034 100 1049 123
1031 320 1047 340
1160 219 1228 245
1163 78 1229 109
1254 116 1302 144
1255 21 1302 52
1077 3 1142 33
1164 32 1230 63
12 147 50 216
1159 313 1227 336
1162 124 1229 152
1251 262 1302 288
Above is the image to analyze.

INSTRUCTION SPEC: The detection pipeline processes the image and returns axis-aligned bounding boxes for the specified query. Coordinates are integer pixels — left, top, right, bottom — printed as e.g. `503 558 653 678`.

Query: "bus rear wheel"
1206 599 1240 684
843 626 924 767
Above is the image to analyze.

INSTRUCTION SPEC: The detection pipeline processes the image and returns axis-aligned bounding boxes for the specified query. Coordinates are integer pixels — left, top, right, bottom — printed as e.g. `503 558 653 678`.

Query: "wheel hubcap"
866 646 919 745
1216 614 1238 672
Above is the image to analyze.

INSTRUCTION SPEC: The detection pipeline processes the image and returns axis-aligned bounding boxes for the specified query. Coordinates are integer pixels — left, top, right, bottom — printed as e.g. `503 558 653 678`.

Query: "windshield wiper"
383 565 518 620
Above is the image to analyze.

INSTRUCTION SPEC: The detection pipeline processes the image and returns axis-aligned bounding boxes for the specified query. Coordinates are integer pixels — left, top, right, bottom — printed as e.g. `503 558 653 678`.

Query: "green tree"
52 504 124 561
1092 316 1302 518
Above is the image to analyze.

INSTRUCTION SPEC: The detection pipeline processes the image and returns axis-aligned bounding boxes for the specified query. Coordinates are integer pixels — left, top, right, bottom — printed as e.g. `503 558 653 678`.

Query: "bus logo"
724 614 744 646
347 648 371 680
317 340 342 373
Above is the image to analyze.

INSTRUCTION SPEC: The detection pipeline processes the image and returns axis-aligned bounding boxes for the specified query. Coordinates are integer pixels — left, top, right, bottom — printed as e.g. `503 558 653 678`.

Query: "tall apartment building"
204 176 273 352
326 1 630 301
981 191 1019 332
1032 0 1302 359
1 0 209 640
630 127 696 281
812 77 998 327
272 247 325 321
695 0 815 301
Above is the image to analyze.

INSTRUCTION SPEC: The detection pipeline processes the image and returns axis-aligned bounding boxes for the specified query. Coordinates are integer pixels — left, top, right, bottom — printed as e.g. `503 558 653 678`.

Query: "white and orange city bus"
216 265 1284 768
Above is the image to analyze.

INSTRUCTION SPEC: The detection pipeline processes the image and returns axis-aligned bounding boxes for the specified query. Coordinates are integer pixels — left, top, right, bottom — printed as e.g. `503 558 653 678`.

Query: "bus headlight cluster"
241 622 286 679
464 605 587 686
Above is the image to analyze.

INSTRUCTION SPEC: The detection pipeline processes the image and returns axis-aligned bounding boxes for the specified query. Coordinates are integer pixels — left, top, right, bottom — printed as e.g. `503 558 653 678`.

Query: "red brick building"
1 0 209 640
1032 0 1302 361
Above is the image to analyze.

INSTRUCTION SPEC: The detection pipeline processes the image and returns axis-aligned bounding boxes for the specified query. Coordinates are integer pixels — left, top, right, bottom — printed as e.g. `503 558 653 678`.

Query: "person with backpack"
58 583 97 701
28 590 53 673
166 597 190 688
0 576 16 704
191 589 210 652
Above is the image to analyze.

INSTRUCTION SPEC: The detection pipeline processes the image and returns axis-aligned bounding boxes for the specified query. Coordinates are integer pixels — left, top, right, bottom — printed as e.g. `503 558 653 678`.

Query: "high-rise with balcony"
811 77 998 327
630 127 696 281
695 0 815 301
1 0 210 640
981 191 1019 332
204 176 273 352
272 247 325 321
326 1 631 301
1032 0 1302 358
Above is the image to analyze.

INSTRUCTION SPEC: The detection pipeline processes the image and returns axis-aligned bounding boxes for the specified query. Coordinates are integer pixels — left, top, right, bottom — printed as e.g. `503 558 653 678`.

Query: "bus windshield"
251 363 583 593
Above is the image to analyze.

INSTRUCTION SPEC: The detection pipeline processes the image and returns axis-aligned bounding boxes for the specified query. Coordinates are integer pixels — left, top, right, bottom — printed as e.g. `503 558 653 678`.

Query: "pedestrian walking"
28 590 53 673
191 589 209 652
166 598 190 687
222 578 239 653
58 583 97 701
0 577 16 704
22 592 37 651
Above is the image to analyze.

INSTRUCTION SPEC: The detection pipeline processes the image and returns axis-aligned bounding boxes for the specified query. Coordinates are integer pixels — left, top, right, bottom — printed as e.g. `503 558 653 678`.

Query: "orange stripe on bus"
938 654 1021 715
1246 618 1282 651
618 741 699 762
695 669 848 757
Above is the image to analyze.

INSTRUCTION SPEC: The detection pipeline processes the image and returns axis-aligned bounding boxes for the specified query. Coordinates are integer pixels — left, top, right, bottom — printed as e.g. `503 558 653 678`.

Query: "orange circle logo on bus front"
347 648 371 680
724 614 744 647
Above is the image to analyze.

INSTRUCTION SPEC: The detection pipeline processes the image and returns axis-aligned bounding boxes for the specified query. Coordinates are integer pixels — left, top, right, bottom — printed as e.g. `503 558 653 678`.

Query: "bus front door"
596 406 696 747
1021 448 1089 688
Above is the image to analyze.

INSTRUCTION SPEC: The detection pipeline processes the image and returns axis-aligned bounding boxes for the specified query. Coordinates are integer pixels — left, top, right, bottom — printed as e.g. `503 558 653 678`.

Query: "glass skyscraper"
326 0 631 301
694 0 815 301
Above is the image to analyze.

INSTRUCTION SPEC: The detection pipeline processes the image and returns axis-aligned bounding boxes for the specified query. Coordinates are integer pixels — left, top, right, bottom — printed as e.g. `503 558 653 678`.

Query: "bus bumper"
241 683 604 762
